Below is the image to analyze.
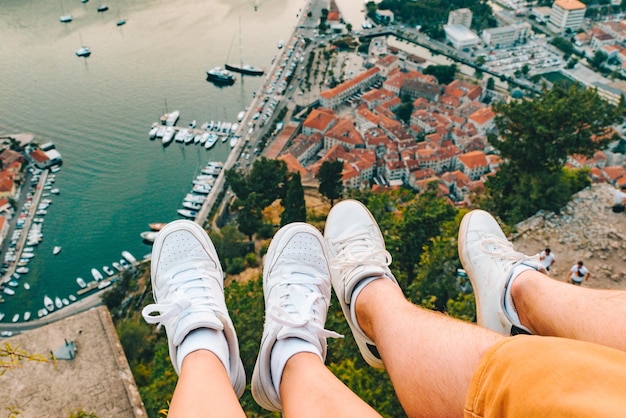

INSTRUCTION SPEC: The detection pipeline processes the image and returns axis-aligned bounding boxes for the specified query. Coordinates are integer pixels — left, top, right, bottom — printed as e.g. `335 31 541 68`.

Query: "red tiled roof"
458 150 488 169
320 68 380 99
303 108 338 132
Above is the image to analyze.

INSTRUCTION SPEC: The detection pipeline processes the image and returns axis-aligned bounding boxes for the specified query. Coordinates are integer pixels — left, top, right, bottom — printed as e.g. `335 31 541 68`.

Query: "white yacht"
54 297 63 309
103 266 115 276
122 251 137 264
76 277 87 288
91 268 103 281
44 295 54 311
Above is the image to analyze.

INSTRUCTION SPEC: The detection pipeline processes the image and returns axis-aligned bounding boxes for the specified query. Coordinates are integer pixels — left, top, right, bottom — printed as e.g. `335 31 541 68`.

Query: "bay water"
0 0 305 319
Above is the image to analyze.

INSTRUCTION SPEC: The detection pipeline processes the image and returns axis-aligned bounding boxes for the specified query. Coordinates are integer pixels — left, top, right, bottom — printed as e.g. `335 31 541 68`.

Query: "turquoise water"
0 0 303 319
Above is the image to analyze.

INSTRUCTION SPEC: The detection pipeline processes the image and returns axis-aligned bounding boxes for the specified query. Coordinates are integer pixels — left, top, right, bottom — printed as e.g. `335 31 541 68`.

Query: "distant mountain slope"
511 183 626 290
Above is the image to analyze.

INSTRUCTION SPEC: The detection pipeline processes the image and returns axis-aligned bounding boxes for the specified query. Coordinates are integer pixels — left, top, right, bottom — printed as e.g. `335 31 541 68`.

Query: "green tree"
485 84 620 222
390 183 457 288
550 36 574 56
489 84 620 174
590 50 608 70
281 172 307 226
235 193 264 240
317 160 344 206
423 64 457 85
210 224 248 270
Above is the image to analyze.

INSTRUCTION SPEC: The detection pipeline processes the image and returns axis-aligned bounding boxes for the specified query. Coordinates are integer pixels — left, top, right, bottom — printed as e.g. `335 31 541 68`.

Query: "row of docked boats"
177 162 223 219
150 111 240 148
77 250 137 289
1 170 60 303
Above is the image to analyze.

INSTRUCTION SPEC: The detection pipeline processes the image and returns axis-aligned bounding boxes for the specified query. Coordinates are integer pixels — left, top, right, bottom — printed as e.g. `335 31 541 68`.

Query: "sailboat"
59 0 72 22
224 16 264 77
75 33 91 57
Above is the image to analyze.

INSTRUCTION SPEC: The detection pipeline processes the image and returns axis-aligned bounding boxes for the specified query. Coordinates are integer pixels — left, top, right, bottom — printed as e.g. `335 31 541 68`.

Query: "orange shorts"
464 335 626 417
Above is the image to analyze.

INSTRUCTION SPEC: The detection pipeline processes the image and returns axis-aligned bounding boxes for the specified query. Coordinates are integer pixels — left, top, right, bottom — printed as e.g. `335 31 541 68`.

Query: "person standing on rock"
567 261 590 285
539 248 556 273
613 184 626 213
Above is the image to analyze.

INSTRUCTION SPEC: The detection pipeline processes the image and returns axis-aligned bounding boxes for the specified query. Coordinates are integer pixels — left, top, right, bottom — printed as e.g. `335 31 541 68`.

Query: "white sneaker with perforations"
142 220 245 397
252 223 341 412
324 199 399 369
459 210 545 336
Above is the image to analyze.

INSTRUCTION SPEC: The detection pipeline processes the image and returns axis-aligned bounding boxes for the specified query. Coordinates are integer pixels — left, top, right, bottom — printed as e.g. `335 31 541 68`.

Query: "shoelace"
328 227 392 271
142 261 223 331
268 272 341 340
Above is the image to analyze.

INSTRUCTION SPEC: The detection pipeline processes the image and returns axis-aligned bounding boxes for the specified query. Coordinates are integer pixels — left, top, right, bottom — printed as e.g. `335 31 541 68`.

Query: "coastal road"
0 286 107 335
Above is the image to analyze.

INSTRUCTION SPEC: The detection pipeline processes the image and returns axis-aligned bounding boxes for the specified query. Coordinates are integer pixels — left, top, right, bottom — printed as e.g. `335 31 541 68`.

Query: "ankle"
354 279 401 340
509 269 535 331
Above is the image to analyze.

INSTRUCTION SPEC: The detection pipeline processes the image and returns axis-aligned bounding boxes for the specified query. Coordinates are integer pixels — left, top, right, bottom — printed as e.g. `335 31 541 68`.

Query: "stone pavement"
0 306 146 418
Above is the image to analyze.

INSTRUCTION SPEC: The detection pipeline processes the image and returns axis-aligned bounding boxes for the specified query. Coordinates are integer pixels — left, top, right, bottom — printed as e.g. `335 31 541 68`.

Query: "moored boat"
24 312 31 321
69 294 77 302
206 67 235 85
91 268 103 281
53 246 62 255
23 283 30 290
98 280 112 289
112 262 123 272
182 201 202 211
55 297 63 309
103 266 115 276
12 314 19 323
140 231 158 243
149 222 167 231
76 277 87 288
225 63 264 76
162 127 175 145
122 251 137 264
3 288 15 296
177 209 198 219
75 46 91 57
44 295 54 311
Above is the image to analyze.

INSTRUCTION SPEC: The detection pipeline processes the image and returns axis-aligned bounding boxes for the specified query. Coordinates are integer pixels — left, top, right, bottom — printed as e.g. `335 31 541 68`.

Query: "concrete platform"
0 306 146 417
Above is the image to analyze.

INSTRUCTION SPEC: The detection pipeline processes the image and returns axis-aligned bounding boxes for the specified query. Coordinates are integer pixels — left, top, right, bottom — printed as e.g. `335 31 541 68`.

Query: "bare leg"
512 270 626 352
356 279 503 418
169 350 246 418
280 352 382 418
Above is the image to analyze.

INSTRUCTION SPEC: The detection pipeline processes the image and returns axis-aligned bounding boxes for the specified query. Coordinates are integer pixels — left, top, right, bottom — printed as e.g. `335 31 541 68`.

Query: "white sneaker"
252 223 341 412
324 200 398 369
142 220 245 397
458 210 544 335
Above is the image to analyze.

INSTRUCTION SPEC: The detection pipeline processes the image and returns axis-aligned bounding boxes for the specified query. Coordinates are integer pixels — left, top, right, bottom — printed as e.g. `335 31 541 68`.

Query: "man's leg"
459 209 626 352
512 270 626 352
356 279 502 418
325 200 503 418
251 223 381 417
142 220 246 417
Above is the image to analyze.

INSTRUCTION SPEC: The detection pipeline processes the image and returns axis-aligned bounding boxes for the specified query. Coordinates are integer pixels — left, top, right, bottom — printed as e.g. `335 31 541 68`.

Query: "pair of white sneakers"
142 199 397 411
142 201 541 412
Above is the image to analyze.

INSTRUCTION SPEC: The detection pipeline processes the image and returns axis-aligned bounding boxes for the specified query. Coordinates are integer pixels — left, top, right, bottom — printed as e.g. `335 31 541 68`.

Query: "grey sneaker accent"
252 223 341 412
324 199 398 369
142 220 245 397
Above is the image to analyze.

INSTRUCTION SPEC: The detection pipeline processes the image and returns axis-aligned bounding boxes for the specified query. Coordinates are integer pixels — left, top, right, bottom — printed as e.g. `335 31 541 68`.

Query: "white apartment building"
547 0 586 34
481 22 531 47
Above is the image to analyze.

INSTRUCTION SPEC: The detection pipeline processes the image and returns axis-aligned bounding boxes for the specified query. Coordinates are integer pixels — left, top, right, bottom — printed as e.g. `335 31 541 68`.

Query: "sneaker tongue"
172 311 224 346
